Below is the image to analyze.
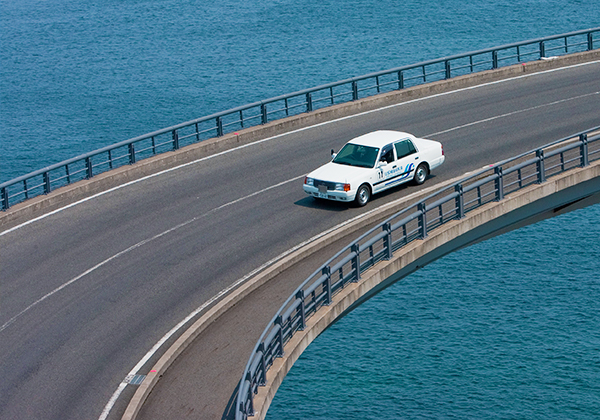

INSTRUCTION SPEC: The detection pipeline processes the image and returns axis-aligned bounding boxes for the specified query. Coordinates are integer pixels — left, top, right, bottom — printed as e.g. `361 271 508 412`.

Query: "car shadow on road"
294 196 356 211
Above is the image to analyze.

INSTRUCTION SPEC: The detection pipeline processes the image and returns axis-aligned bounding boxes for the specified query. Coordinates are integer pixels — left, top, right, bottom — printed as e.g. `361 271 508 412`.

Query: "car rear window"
395 139 417 159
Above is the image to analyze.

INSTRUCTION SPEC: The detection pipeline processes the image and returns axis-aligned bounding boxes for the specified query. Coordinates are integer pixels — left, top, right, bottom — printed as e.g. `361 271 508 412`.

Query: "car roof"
348 130 414 148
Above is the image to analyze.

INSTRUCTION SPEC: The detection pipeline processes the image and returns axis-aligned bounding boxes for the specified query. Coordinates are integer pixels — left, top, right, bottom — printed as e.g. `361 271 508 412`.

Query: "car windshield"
333 143 379 168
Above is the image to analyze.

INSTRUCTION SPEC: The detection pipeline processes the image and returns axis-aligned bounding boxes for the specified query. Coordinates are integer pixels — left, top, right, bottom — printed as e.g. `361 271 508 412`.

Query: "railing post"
43 171 51 194
216 116 224 137
23 179 29 199
244 372 255 416
275 316 284 357
261 103 268 124
285 98 291 115
195 122 201 141
418 202 427 238
172 130 179 150
383 222 393 260
351 243 361 282
495 166 504 201
492 50 498 69
257 343 266 386
455 184 464 219
1 187 8 210
445 60 451 79
540 41 546 58
322 266 332 305
85 157 93 179
588 32 594 51
536 149 546 183
306 92 313 112
296 290 305 331
128 143 136 165
352 81 358 100
580 133 589 167
398 71 404 89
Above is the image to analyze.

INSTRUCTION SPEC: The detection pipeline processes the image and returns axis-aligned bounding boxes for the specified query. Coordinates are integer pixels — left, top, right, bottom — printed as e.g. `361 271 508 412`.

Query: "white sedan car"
303 130 445 206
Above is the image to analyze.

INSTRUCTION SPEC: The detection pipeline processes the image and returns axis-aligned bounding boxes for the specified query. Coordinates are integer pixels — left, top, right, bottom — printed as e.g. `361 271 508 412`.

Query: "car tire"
355 184 371 207
413 163 429 185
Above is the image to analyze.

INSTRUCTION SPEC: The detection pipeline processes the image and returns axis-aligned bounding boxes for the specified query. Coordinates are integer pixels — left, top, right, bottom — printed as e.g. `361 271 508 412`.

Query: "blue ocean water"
268 204 600 419
1 0 599 182
2 1 599 418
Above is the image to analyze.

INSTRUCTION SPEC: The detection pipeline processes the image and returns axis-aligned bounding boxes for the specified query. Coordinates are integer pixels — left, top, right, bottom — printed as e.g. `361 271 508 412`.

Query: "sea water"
2 1 600 418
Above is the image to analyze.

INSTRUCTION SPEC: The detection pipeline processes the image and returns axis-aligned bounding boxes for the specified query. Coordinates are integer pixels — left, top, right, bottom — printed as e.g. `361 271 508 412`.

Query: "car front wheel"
413 163 429 185
355 184 371 207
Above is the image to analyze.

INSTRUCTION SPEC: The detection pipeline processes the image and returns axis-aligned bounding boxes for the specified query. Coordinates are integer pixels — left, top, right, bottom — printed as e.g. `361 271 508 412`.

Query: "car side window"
380 144 395 163
395 139 417 159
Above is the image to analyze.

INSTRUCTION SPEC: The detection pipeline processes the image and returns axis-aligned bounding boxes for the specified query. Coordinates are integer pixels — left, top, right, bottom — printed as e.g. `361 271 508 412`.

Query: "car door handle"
414 157 419 160
392 165 397 168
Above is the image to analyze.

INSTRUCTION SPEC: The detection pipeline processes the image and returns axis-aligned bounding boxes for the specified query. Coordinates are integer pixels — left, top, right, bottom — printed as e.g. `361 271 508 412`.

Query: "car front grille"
313 179 336 190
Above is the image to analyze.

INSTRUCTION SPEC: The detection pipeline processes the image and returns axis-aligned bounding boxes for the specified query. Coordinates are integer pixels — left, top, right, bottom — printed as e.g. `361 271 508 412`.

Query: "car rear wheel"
413 163 429 185
355 184 371 207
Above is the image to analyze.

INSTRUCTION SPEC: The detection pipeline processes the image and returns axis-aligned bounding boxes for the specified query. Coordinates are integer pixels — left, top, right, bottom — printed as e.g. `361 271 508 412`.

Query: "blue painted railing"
2 28 599 211
236 125 600 419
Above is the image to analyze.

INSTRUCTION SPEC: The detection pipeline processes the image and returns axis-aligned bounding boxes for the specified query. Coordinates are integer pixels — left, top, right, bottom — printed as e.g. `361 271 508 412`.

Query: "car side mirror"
331 149 337 160
378 161 386 168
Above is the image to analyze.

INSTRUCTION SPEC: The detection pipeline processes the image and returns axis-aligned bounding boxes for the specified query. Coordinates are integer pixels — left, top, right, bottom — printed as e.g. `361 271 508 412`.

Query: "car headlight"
335 183 351 192
304 177 314 186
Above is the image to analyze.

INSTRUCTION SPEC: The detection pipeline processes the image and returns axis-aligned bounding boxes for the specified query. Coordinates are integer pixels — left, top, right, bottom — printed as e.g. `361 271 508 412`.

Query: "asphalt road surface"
1 61 599 420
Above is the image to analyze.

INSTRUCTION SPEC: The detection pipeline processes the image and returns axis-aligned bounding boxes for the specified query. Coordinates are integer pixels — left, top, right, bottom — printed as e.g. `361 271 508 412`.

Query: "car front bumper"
303 185 355 202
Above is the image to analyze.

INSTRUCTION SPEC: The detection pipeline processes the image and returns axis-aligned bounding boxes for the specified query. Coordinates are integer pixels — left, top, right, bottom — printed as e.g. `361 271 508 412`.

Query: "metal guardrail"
236 126 600 419
2 28 599 211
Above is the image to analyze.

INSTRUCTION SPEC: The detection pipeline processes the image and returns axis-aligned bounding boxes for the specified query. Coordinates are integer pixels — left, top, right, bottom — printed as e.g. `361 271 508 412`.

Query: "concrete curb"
2 49 599 232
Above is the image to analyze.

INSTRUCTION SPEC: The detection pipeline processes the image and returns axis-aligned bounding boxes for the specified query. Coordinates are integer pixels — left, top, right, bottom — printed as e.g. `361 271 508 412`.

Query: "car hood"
307 162 372 183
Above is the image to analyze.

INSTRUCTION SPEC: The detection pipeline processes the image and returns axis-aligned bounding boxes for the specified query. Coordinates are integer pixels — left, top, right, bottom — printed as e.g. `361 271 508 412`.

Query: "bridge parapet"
237 126 600 419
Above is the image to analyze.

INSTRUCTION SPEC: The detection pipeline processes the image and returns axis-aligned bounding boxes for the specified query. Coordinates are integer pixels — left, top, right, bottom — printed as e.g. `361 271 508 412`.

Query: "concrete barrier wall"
2 49 599 231
251 160 600 420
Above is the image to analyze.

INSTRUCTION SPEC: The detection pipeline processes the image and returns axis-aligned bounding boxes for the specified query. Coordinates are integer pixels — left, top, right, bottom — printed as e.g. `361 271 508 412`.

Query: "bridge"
1 39 599 420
